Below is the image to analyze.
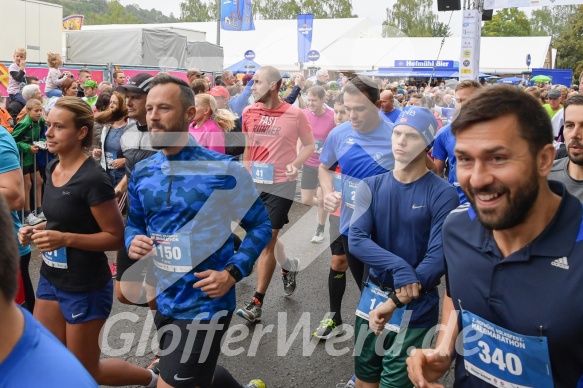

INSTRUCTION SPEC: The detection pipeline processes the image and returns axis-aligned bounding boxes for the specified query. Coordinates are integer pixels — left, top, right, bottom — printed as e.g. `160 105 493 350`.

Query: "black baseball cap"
116 73 154 94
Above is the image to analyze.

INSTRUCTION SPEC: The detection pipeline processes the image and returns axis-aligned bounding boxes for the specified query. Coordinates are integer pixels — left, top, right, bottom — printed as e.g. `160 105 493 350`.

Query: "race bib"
105 151 117 168
252 162 274 184
343 180 359 209
461 310 553 388
355 281 406 333
314 139 324 154
150 232 192 273
42 247 68 269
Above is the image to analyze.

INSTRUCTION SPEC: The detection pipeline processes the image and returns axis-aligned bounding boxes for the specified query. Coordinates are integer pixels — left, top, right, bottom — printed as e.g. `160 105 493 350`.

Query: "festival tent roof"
78 20 551 74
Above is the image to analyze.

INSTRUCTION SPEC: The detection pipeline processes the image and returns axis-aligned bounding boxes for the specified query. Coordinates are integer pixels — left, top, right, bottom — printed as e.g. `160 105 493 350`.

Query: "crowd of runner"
1 46 583 388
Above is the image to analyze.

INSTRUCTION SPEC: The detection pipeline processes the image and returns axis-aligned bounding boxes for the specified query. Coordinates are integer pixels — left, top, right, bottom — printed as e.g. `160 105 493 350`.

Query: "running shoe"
310 228 325 244
147 356 160 374
245 379 266 388
109 261 117 279
236 297 262 322
36 211 46 221
312 318 345 339
346 375 356 388
24 213 43 226
146 356 160 388
281 258 299 296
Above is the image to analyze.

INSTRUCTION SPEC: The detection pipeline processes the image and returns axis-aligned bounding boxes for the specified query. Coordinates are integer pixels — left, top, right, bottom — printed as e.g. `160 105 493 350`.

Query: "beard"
567 140 583 166
465 167 540 230
149 121 187 150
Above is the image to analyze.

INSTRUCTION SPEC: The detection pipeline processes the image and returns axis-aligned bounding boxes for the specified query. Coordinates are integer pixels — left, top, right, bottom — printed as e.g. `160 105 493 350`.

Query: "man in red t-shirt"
237 66 315 322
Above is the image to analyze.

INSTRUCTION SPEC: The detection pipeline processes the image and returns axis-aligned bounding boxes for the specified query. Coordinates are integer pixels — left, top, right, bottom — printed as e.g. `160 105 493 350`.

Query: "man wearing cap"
544 89 563 119
81 80 98 109
187 68 202 85
348 107 459 388
113 73 158 307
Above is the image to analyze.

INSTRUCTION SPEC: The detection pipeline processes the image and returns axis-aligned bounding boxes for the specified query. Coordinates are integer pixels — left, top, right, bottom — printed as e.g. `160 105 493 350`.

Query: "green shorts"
354 316 430 387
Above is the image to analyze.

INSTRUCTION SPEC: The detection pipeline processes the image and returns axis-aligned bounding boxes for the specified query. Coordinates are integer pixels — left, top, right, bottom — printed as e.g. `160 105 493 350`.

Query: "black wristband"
389 292 405 308
224 264 242 282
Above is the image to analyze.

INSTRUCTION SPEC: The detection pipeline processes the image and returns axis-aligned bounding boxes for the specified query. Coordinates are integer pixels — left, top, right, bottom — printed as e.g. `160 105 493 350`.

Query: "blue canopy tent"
226 59 261 74
497 77 523 85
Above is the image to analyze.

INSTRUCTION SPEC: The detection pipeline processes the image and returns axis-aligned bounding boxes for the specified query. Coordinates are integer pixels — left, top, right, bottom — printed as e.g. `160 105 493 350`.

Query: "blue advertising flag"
297 14 314 63
221 0 255 31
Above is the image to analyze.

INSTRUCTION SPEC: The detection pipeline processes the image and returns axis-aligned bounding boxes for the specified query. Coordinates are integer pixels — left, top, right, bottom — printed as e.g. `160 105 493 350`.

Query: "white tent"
75 19 553 74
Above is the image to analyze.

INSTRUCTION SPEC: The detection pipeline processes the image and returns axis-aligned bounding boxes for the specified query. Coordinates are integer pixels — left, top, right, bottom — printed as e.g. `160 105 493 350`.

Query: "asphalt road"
27 199 455 388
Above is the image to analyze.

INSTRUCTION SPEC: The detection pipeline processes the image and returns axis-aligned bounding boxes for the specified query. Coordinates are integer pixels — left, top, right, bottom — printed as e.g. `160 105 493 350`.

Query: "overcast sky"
117 0 539 36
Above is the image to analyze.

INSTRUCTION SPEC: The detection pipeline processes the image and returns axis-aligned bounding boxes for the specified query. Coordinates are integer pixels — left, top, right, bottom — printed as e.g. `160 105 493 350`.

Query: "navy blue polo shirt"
443 181 583 387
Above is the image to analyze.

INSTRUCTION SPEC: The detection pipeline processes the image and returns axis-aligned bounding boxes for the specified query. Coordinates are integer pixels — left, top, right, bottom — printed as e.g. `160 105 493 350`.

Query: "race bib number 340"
461 310 553 388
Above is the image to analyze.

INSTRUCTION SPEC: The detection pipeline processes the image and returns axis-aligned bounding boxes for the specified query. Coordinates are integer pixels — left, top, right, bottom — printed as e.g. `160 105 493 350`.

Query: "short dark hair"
451 85 553 157
95 92 112 112
26 75 39 84
307 85 326 99
410 93 423 100
455 80 481 92
79 67 91 76
343 76 380 105
150 73 194 110
332 91 344 106
191 79 209 95
563 95 583 114
0 194 19 302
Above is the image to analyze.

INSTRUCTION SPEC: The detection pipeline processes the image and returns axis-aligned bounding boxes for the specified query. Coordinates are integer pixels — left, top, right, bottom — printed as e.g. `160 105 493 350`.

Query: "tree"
482 8 531 37
180 0 214 22
530 5 577 43
89 1 141 24
555 6 583 77
431 21 451 38
384 0 448 37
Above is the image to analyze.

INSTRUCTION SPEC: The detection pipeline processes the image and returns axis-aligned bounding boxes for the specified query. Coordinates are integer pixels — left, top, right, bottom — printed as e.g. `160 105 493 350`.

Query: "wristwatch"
224 264 242 282
388 292 405 308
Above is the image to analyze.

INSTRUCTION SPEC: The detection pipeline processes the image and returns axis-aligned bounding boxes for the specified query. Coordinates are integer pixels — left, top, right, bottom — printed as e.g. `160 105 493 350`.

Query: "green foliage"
383 0 450 37
530 5 577 43
481 8 531 37
252 0 354 19
555 5 583 77
40 0 178 24
180 0 215 22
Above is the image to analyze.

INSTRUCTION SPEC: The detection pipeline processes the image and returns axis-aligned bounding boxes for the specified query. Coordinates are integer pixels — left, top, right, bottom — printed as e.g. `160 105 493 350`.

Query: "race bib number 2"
355 282 406 333
42 247 68 269
461 310 553 388
343 180 359 209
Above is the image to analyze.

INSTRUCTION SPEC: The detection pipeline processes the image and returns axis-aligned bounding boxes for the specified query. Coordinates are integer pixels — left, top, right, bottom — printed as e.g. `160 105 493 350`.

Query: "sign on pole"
459 10 482 82
307 50 320 62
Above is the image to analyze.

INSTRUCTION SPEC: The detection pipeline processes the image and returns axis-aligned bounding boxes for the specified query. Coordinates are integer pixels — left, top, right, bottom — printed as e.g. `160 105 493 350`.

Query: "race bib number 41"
355 282 406 333
252 162 274 184
461 310 553 388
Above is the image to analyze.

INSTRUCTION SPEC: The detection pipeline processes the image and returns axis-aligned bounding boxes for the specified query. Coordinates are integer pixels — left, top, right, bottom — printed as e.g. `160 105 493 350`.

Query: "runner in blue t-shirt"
408 85 583 388
349 107 459 387
319 76 395 292
126 74 270 388
0 193 97 387
431 80 481 204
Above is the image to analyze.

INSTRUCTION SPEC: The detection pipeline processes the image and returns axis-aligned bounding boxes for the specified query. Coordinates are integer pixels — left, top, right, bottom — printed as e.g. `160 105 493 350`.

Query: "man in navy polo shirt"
407 86 583 387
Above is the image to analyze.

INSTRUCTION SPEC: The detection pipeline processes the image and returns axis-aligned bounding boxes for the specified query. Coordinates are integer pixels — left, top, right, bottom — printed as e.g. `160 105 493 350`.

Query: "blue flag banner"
221 0 255 31
297 14 314 63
